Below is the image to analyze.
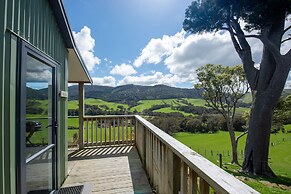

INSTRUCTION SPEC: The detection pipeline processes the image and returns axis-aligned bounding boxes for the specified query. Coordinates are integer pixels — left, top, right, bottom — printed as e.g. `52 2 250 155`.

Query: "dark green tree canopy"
184 0 291 33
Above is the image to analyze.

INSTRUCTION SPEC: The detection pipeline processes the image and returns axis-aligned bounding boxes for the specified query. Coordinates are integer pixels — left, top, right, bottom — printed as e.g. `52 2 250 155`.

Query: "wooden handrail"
135 115 259 194
80 115 258 194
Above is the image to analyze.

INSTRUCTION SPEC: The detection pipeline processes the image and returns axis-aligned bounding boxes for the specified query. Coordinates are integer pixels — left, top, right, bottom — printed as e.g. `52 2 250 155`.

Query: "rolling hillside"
67 84 201 103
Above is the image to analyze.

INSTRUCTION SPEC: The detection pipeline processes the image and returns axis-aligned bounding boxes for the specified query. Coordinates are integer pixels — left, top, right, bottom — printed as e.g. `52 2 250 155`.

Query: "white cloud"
165 32 263 80
133 30 186 67
118 72 182 86
132 26 267 85
73 26 101 72
110 63 137 76
92 76 116 87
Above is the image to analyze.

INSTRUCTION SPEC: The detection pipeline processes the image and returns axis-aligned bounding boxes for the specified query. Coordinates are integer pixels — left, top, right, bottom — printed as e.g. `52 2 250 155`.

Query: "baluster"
118 117 120 145
199 178 210 194
189 170 198 194
129 118 133 145
122 118 124 144
113 118 116 145
125 117 128 145
95 118 99 146
86 118 89 147
104 118 107 145
91 118 93 146
108 118 111 145
181 161 188 194
100 118 103 146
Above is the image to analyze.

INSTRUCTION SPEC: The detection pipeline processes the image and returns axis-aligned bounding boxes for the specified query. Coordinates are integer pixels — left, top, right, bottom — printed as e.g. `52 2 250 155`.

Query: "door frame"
16 40 59 194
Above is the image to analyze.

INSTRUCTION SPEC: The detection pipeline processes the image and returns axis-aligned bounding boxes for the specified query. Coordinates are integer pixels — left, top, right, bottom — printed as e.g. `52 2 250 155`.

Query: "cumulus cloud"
165 32 264 80
92 76 116 87
73 26 101 72
118 72 182 86
110 63 137 76
133 30 186 67
133 29 264 84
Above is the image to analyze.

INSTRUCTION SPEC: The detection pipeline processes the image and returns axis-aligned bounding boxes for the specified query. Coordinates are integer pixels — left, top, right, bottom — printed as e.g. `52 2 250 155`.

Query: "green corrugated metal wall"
1 0 69 193
0 0 5 192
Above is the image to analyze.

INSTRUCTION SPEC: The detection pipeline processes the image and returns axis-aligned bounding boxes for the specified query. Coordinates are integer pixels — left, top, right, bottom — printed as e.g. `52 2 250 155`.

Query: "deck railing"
80 115 258 194
82 115 135 147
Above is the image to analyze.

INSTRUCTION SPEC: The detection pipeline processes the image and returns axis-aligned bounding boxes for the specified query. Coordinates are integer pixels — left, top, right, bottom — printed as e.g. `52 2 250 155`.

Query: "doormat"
57 185 84 194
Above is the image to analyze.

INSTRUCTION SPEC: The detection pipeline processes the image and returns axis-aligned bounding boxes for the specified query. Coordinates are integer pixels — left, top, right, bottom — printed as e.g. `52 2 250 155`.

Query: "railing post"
167 149 181 194
78 82 84 149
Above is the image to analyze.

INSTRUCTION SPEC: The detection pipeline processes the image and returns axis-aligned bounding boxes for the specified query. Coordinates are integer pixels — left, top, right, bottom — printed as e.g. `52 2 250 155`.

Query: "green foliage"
195 64 249 117
274 95 291 125
183 0 290 34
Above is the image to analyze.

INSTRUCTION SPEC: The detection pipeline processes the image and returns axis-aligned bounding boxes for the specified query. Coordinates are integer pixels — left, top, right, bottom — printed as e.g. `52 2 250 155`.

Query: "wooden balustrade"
80 115 258 194
135 115 259 194
82 115 136 147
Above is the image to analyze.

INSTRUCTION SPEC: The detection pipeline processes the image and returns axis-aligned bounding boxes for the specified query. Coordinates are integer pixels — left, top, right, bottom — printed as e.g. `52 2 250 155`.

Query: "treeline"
148 114 247 135
68 104 134 116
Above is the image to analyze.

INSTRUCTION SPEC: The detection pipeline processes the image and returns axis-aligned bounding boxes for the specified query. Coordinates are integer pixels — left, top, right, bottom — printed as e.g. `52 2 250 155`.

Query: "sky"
63 0 291 89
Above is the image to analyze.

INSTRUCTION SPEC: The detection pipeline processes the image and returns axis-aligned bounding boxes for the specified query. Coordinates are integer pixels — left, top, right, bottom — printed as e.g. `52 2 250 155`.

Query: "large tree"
183 0 291 176
195 64 249 164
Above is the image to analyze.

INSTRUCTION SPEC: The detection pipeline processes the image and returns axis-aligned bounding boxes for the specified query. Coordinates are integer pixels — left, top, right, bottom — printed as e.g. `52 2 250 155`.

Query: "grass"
153 107 196 116
130 98 207 114
184 98 207 106
130 99 174 112
173 127 291 193
68 98 129 110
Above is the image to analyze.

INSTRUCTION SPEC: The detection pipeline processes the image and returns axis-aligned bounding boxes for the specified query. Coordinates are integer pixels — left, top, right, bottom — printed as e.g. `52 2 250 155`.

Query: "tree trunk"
226 119 239 164
240 17 290 177
241 92 276 176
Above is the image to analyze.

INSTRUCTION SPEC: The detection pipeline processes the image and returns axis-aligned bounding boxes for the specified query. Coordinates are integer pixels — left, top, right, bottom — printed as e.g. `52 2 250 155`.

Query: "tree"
183 0 291 176
195 64 249 164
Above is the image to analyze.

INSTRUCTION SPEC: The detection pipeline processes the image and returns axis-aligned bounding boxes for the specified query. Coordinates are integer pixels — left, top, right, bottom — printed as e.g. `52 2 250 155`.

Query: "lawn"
173 127 291 193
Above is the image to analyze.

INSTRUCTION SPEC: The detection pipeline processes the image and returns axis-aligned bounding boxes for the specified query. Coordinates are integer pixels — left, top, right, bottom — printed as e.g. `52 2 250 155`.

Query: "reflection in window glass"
25 55 53 158
26 149 53 194
25 54 55 193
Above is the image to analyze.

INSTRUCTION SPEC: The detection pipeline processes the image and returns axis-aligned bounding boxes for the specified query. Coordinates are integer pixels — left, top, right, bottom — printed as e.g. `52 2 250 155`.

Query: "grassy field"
184 98 207 106
173 128 291 193
130 99 183 112
68 98 129 110
153 107 196 116
130 98 207 114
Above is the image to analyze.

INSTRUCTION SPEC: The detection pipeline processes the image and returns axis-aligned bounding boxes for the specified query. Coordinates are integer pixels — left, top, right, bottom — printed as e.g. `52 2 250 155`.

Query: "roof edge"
49 0 93 84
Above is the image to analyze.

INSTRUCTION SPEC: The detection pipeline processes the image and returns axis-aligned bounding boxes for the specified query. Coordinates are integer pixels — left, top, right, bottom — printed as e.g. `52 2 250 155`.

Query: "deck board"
62 146 153 194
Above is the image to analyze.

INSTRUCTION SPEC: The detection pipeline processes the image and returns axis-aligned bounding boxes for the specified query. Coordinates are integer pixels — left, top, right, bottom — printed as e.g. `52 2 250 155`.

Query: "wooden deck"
62 146 153 194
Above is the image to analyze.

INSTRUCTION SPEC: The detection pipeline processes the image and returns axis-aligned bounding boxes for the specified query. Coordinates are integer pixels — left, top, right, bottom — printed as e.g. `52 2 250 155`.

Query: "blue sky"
63 0 291 88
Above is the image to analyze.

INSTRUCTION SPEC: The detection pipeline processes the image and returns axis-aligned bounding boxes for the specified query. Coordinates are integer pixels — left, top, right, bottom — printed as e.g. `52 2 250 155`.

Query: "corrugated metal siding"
1 0 69 193
1 0 7 193
8 0 67 63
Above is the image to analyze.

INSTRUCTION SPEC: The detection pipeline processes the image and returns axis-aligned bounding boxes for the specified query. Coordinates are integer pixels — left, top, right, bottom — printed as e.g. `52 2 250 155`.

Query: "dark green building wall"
0 0 69 193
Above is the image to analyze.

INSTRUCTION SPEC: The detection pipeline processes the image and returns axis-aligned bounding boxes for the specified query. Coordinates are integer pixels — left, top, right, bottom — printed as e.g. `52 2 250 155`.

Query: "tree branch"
281 37 291 44
260 26 282 59
235 130 248 144
283 25 291 34
233 32 261 39
221 27 260 39
228 27 243 57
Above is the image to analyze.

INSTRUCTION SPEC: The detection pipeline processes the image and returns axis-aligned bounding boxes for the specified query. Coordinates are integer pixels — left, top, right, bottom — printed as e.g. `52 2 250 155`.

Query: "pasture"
173 128 291 193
